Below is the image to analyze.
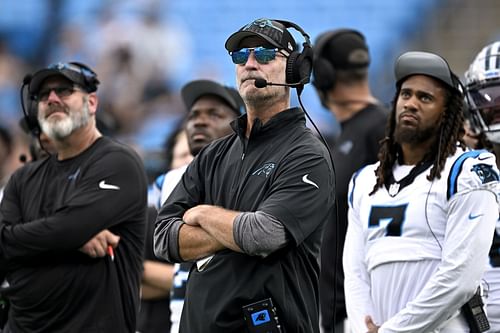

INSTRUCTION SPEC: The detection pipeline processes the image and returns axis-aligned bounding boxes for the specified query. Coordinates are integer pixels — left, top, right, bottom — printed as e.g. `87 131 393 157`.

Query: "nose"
403 96 418 111
46 89 62 103
192 113 210 127
243 51 259 68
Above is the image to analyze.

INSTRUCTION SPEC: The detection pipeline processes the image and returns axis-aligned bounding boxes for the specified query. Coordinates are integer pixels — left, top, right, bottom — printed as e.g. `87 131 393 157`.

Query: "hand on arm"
183 205 242 252
79 229 120 258
177 223 225 261
365 316 380 333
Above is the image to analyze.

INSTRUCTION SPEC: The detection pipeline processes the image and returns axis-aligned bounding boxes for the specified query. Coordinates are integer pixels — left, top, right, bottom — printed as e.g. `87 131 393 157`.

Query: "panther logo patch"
252 162 276 178
471 163 500 184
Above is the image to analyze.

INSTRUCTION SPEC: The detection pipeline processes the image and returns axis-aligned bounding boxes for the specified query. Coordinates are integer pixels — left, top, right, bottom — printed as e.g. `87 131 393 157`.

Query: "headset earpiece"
312 57 336 91
19 75 41 137
27 94 41 136
274 19 313 86
312 29 367 91
312 31 338 91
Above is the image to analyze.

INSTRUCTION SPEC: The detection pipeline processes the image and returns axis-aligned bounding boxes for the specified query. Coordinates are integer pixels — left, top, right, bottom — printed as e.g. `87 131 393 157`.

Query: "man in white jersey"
464 41 500 332
343 51 500 333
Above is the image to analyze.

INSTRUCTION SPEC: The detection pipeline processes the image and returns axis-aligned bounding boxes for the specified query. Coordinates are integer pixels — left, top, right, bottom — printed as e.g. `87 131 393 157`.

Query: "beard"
394 121 439 145
39 97 90 141
240 78 287 107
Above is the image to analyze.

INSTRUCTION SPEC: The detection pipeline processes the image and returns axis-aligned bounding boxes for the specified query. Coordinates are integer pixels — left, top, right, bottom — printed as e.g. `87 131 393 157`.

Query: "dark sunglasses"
37 85 80 102
230 47 282 65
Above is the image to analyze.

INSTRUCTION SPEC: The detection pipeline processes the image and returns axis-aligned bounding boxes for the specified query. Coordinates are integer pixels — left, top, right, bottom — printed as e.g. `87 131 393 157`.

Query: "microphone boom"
254 78 304 88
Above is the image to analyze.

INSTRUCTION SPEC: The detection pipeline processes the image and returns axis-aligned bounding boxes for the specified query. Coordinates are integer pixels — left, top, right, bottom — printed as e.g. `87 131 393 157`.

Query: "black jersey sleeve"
258 149 335 246
154 159 203 263
0 149 147 259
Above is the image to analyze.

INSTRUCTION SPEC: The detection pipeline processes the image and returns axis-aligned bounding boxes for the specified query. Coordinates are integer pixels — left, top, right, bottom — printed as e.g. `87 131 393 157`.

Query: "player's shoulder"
446 148 499 199
94 137 145 166
347 162 379 209
353 161 380 184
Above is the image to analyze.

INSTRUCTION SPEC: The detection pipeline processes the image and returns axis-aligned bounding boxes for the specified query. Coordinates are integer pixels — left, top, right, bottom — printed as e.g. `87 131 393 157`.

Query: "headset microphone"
254 78 305 88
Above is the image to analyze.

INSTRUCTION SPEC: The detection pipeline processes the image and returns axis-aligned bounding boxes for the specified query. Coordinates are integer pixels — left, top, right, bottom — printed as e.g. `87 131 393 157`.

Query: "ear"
87 93 99 115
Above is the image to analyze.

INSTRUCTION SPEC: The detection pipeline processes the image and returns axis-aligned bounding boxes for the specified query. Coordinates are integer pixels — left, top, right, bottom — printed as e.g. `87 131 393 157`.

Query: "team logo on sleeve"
252 162 276 178
471 163 499 184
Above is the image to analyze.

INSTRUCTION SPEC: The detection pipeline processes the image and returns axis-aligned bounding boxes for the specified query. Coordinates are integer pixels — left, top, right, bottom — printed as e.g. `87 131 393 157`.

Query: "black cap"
225 18 296 53
181 79 244 116
314 29 370 69
29 62 99 96
394 51 459 91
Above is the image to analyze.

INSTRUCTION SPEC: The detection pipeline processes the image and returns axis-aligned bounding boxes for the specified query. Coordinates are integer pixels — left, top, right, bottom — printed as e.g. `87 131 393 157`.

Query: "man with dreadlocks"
343 51 500 333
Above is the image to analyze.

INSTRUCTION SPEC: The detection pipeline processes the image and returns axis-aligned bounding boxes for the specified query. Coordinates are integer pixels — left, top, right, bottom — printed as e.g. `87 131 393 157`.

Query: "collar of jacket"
231 107 305 140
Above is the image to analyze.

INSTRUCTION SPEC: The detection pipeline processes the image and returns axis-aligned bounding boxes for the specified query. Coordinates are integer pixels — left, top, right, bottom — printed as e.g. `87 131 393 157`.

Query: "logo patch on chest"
252 162 276 178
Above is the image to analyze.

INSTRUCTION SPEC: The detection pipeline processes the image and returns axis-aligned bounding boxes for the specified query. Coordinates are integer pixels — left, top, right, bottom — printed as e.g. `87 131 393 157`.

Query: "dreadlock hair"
370 81 466 195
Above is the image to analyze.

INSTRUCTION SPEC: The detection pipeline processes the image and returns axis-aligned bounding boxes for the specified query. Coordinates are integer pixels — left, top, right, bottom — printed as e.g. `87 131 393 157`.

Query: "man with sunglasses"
154 18 334 332
0 62 147 332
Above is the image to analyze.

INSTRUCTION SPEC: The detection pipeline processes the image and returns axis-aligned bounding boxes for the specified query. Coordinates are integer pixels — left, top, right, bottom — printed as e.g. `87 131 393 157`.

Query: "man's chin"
189 143 205 156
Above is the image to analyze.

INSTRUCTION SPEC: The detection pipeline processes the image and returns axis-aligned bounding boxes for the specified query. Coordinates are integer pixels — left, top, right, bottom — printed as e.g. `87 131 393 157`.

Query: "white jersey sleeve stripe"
447 149 488 199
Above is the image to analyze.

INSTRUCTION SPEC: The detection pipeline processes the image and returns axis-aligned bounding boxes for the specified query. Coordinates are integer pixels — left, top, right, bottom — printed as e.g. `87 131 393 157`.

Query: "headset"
273 19 314 88
312 29 369 91
20 74 40 137
20 62 100 137
250 19 313 95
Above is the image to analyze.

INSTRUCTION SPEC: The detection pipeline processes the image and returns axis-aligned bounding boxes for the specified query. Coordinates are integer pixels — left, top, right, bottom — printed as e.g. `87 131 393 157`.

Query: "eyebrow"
401 87 435 97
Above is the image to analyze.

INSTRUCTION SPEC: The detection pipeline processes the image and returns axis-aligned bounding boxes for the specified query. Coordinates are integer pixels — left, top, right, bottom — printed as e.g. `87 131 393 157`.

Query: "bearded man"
343 51 499 333
0 62 147 333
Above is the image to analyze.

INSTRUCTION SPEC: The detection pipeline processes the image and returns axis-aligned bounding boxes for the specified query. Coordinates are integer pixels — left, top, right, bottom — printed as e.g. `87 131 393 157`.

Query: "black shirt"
319 103 388 330
0 137 147 333
155 107 335 332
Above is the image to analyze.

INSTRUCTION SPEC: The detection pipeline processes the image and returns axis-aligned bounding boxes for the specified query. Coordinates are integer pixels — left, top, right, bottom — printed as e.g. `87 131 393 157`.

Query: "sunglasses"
230 47 283 65
37 85 80 102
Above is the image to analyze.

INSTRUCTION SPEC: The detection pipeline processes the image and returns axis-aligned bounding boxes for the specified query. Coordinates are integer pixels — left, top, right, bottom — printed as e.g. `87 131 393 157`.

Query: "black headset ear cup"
286 51 301 84
312 57 335 91
285 44 313 85
25 97 41 136
312 29 368 92
272 19 313 86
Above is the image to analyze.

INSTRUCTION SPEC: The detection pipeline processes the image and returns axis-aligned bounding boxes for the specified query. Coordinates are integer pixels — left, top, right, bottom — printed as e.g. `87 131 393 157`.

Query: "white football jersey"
484 213 500 332
344 148 499 333
148 164 189 333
